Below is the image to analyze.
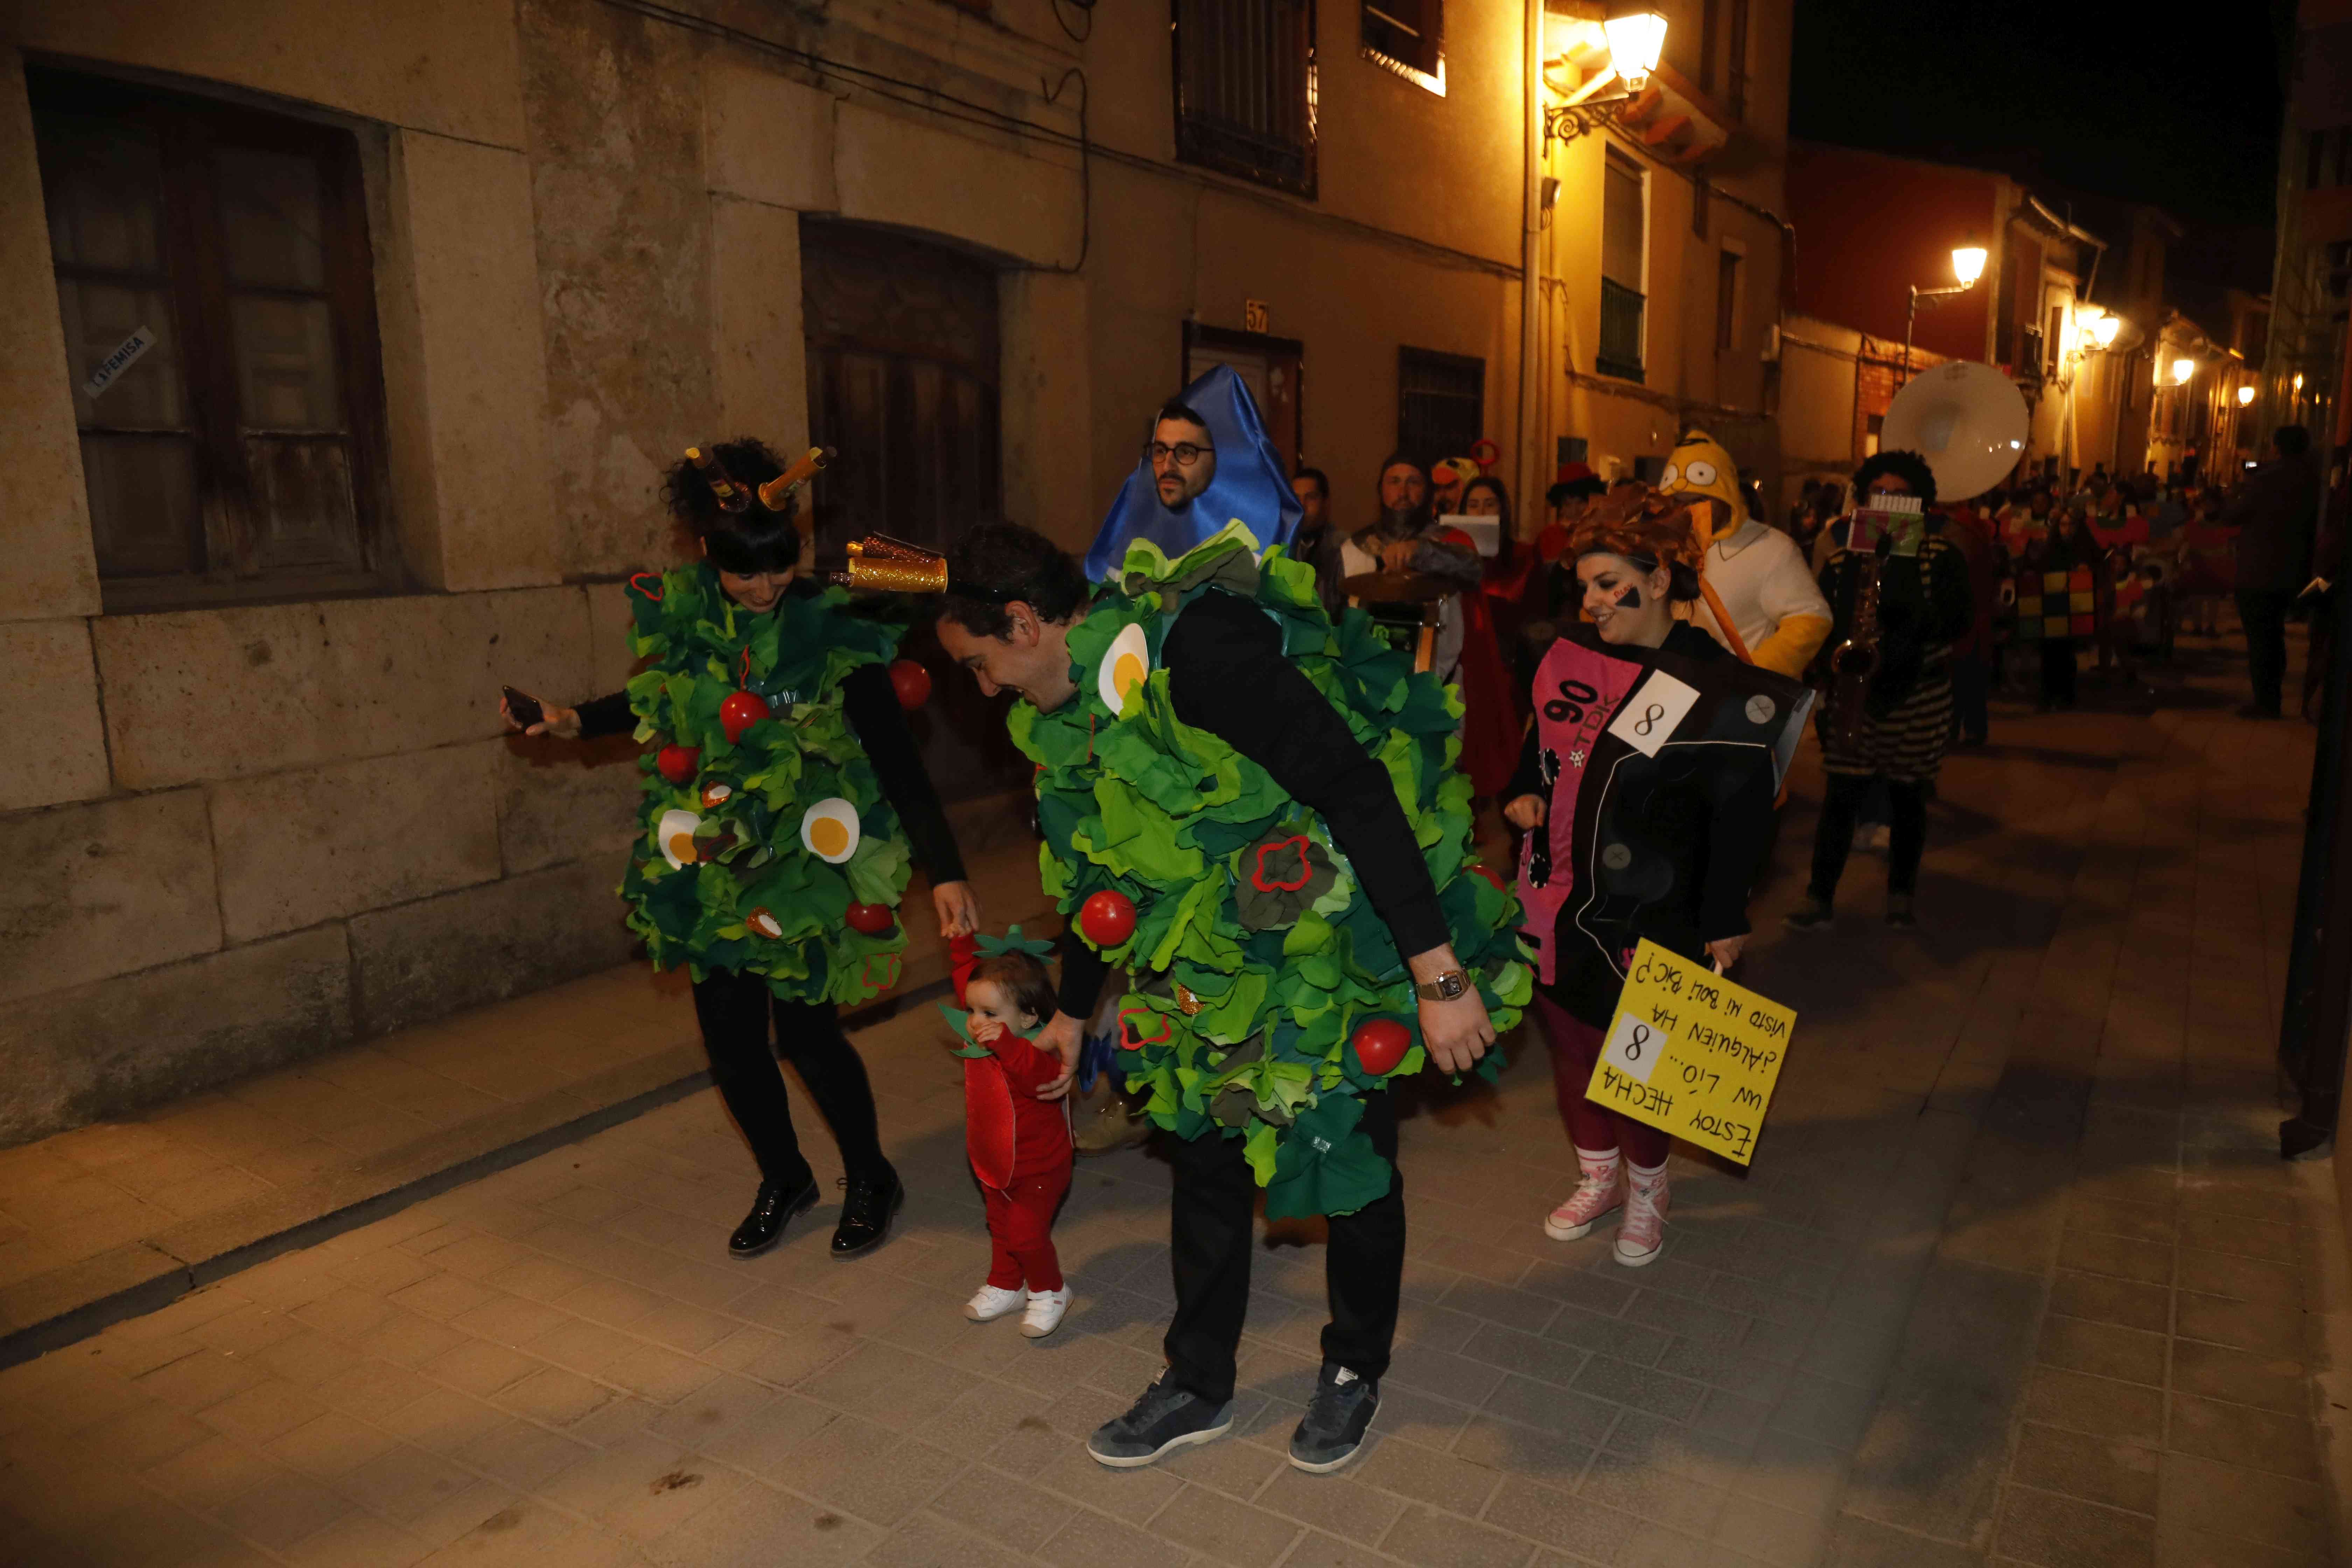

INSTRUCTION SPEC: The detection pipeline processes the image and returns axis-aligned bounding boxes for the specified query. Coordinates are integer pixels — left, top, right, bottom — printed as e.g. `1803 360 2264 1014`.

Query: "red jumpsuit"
964 1026 1074 1292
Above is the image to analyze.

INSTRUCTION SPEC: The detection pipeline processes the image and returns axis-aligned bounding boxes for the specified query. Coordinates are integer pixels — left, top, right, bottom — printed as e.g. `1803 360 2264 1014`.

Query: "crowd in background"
1772 431 2338 725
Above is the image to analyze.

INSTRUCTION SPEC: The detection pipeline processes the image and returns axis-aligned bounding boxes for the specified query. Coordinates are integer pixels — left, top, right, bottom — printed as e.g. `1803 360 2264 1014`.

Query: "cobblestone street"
2 638 2340 1568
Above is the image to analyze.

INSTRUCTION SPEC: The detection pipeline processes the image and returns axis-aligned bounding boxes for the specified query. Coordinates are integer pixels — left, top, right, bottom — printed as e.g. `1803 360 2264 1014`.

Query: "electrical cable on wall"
1051 0 1096 44
594 0 1517 282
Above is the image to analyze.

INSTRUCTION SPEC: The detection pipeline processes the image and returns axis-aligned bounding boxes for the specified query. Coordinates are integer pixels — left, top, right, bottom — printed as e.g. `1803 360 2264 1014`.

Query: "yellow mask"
1660 428 1743 543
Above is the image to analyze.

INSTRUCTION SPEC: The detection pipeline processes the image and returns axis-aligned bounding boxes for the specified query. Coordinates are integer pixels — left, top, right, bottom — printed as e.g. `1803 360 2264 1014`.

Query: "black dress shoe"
830 1171 904 1260
728 1175 817 1258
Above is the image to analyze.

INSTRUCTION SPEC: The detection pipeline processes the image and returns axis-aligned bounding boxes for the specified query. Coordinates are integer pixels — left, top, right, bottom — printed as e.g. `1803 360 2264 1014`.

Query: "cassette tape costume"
1507 488 1810 1265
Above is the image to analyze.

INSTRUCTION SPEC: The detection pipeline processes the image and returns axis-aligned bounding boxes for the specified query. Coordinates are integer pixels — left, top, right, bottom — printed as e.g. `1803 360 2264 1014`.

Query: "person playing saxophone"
1785 450 1973 932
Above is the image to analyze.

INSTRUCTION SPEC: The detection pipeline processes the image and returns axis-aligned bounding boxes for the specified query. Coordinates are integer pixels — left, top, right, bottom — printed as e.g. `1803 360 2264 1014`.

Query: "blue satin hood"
1083 364 1301 581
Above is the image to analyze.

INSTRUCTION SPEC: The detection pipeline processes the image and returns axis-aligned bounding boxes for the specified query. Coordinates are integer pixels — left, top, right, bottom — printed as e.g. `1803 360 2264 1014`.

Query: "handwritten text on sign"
1586 938 1797 1165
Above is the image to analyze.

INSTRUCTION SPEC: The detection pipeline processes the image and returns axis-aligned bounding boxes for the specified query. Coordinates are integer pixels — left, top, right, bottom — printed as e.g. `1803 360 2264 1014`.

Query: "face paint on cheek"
1614 585 1643 609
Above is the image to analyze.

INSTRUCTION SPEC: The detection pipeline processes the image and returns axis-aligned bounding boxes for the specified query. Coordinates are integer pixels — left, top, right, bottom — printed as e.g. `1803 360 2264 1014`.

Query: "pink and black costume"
1512 623 1807 1158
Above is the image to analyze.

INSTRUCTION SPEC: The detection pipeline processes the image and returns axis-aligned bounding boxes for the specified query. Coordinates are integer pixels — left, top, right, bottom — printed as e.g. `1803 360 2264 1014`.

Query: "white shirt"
1697 519 1830 658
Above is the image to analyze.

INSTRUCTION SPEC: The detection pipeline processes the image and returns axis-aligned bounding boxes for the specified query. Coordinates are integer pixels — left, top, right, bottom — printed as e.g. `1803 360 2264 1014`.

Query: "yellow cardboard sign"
1584 938 1796 1165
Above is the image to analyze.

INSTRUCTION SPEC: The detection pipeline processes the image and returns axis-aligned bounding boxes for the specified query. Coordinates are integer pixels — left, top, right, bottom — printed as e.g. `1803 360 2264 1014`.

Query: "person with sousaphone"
1504 488 1811 1264
504 439 979 1263
1783 449 1974 933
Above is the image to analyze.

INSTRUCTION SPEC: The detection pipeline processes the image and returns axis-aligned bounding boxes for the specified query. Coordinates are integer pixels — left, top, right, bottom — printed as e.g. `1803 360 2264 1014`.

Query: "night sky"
1792 0 2294 271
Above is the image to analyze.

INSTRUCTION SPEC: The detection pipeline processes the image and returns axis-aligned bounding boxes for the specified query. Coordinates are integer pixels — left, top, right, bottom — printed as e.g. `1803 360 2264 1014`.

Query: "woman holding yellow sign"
1503 491 1802 1265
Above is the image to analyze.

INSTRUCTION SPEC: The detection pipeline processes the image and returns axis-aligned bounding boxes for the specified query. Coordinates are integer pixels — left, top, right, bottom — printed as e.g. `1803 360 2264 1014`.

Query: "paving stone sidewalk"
0 636 2338 1567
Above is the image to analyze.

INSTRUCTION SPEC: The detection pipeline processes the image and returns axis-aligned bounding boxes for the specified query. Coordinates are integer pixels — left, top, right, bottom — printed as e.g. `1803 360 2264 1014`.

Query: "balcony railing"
1598 278 1646 382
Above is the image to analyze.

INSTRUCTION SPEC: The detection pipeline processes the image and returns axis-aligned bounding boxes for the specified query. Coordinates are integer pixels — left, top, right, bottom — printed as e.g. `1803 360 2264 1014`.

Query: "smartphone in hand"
501 686 545 730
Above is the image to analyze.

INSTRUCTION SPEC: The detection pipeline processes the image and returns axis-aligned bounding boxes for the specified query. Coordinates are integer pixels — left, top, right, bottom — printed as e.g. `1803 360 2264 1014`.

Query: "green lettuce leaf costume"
1015 522 1532 1219
615 565 914 1006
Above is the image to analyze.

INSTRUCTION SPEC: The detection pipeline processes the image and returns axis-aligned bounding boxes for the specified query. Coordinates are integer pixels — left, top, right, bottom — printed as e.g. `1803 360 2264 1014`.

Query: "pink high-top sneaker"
1543 1148 1625 1241
1614 1161 1670 1266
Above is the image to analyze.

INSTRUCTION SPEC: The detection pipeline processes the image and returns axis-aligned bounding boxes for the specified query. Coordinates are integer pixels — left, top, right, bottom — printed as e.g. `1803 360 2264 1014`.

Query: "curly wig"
1565 489 1706 602
1852 449 1938 507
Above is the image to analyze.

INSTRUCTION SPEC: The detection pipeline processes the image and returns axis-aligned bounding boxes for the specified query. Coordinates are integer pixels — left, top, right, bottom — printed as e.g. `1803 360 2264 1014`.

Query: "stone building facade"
0 0 1795 1144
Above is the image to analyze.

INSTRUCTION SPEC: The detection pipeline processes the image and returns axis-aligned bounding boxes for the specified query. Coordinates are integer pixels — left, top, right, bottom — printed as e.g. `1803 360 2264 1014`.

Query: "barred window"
1174 0 1320 197
30 69 392 611
1397 347 1484 472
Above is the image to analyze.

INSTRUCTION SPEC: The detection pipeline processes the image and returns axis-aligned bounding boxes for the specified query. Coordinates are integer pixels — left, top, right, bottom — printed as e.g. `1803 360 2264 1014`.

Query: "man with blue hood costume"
1083 365 1303 580
932 368 1527 1479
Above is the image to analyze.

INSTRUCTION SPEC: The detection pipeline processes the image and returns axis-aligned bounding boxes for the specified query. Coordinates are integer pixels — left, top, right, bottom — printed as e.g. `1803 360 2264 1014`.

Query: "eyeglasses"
1145 441 1211 467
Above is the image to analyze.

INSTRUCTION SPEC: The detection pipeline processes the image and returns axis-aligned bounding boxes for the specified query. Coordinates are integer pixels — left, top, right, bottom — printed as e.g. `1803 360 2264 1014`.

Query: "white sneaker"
1021 1286 1072 1339
965 1284 1024 1322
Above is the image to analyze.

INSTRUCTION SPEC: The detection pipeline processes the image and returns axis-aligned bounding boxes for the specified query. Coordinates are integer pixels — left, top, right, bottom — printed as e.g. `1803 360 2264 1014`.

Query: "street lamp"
2238 384 2256 407
1543 11 1668 150
2093 314 2121 348
2171 357 2195 386
1903 243 1989 385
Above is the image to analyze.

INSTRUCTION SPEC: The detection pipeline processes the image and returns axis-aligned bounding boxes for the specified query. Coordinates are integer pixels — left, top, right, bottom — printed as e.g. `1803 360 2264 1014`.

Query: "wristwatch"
1414 968 1471 1002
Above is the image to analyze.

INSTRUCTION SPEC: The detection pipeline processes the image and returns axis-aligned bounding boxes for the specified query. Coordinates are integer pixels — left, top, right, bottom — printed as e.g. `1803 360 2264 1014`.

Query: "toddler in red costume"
951 941 1075 1338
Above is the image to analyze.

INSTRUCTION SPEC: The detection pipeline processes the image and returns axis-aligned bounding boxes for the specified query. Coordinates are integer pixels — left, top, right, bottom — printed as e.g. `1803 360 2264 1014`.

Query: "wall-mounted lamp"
2237 384 2256 407
1902 240 1988 385
2171 357 2195 386
1544 11 1668 150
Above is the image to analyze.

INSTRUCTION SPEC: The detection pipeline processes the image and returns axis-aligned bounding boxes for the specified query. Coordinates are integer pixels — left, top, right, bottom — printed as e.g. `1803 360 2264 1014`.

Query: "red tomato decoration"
719 691 770 743
656 744 699 784
1251 835 1314 892
887 659 932 709
1350 1020 1413 1077
845 901 895 935
1469 864 1506 893
1079 889 1137 947
1118 1006 1172 1051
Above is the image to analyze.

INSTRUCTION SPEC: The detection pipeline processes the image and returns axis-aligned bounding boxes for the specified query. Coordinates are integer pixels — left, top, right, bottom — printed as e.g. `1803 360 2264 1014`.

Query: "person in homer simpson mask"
1660 428 1832 680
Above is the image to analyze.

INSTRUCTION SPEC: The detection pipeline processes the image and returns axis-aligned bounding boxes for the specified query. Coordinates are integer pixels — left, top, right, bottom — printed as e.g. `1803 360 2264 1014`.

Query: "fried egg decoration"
1098 622 1152 716
657 807 702 869
799 797 861 863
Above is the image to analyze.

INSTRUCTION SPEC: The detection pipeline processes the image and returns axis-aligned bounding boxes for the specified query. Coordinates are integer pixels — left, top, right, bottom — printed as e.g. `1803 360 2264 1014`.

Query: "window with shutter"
30 69 392 611
1598 151 1647 382
1174 0 1321 196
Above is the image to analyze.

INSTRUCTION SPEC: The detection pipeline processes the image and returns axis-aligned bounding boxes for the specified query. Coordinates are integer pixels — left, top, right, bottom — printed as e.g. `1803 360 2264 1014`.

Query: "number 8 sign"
1599 1011 1662 1084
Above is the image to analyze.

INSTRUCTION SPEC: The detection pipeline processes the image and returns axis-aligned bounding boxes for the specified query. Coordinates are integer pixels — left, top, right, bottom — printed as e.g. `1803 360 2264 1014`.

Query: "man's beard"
1372 501 1428 539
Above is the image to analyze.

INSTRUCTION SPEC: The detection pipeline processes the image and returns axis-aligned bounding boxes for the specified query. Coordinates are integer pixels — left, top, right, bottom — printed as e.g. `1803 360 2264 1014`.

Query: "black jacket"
1509 622 1783 1027
2226 450 2320 594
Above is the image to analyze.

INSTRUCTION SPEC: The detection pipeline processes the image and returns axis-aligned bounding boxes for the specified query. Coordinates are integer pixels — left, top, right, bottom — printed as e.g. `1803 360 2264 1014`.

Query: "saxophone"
1826 542 1886 744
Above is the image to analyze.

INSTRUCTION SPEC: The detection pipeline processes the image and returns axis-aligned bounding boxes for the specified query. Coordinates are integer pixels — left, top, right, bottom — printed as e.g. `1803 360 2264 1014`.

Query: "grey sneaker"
1289 1363 1380 1473
1087 1370 1233 1468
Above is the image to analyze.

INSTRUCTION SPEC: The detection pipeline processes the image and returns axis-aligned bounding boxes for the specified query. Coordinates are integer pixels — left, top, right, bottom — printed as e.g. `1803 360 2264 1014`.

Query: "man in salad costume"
1660 427 1832 680
935 377 1528 1478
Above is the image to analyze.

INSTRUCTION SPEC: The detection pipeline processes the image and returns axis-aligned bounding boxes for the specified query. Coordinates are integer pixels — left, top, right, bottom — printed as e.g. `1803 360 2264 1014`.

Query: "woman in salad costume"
509 439 976 1262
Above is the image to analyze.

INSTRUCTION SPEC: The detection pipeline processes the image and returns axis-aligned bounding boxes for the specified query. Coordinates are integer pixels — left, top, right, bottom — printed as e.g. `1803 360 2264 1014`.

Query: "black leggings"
689 970 889 1190
1810 772 1929 901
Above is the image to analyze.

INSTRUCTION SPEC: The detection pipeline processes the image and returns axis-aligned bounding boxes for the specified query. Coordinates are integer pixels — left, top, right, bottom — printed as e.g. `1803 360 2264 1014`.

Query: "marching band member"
1786 451 1974 932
